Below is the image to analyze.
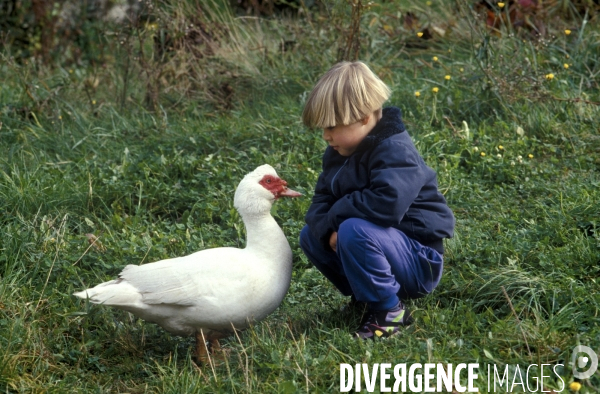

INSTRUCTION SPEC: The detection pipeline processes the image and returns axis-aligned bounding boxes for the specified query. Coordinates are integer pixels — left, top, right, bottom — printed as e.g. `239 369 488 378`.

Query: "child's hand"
329 232 338 252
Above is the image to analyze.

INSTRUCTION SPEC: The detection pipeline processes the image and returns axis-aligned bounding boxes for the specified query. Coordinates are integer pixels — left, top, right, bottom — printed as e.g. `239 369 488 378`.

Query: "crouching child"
299 61 455 339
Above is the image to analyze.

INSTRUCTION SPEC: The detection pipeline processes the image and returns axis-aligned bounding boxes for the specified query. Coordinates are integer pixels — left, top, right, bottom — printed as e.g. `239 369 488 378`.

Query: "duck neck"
241 212 287 254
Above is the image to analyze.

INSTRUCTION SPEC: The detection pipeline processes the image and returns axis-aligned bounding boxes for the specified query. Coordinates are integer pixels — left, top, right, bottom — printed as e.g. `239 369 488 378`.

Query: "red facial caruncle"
259 175 302 199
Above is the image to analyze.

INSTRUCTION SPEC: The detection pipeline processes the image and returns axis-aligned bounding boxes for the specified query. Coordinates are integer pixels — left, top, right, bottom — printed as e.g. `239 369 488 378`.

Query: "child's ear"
361 115 371 125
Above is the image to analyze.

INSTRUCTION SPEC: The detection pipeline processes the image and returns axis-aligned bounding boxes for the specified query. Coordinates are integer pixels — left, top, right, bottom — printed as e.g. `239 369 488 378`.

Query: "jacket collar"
356 106 406 152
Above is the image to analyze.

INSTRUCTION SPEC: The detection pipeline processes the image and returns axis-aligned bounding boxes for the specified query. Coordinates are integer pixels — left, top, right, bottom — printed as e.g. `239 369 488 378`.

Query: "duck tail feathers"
73 279 141 306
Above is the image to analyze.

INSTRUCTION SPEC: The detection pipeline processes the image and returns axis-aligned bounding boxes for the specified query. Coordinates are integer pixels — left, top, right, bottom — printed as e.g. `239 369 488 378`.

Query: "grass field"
1 0 599 392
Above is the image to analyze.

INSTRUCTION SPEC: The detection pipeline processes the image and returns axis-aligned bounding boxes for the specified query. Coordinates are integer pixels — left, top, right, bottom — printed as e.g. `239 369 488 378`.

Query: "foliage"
1 0 600 392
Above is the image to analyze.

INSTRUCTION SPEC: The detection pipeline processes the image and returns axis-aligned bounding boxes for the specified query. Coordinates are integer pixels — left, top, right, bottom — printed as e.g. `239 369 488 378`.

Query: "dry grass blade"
502 285 532 360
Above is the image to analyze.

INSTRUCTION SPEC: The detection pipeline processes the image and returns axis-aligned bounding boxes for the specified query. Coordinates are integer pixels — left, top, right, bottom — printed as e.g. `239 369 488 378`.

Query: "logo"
571 345 598 379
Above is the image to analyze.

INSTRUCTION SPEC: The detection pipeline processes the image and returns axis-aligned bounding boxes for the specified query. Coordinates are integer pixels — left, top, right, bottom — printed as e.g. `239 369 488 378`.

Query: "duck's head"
234 165 301 216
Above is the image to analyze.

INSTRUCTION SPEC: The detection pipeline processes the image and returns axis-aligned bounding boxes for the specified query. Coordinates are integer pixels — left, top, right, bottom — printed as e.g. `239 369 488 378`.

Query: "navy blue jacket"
305 107 455 254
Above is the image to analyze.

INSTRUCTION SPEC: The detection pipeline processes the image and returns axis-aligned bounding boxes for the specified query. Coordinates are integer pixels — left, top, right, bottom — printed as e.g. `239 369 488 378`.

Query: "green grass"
1 0 600 392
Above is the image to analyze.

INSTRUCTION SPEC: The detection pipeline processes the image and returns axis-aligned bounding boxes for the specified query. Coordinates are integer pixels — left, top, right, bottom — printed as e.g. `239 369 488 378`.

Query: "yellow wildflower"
432 87 439 93
480 152 486 157
569 382 581 391
433 56 439 62
417 32 424 38
545 73 554 80
445 75 451 80
565 29 572 35
415 91 421 97
498 145 504 150
498 2 505 8
460 67 464 72
528 154 534 159
564 63 569 69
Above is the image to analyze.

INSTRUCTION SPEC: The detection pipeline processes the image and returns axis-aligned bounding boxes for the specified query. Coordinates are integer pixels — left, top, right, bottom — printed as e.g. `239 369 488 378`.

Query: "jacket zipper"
330 159 348 198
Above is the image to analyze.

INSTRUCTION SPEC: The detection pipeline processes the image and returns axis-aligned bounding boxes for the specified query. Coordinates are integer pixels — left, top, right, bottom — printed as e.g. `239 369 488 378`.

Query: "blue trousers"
299 218 443 311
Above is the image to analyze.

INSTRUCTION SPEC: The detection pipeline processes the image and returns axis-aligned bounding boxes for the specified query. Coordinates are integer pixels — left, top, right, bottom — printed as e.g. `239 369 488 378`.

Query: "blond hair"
302 61 391 129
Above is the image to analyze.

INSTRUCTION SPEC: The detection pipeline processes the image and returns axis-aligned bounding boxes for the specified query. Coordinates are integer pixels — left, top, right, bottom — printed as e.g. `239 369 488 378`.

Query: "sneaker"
354 303 413 340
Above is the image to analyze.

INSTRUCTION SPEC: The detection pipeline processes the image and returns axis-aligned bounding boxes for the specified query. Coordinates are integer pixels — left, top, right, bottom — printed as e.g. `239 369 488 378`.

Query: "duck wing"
119 247 250 307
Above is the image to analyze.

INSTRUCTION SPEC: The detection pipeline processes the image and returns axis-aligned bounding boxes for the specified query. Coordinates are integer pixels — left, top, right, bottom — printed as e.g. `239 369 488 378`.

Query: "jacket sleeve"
327 140 427 230
305 171 337 248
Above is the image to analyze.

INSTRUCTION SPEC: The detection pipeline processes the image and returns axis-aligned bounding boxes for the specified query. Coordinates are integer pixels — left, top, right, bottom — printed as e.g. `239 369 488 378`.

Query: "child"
299 61 455 339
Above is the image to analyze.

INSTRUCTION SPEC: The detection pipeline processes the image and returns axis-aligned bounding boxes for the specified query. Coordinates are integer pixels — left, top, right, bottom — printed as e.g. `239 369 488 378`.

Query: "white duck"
74 164 301 362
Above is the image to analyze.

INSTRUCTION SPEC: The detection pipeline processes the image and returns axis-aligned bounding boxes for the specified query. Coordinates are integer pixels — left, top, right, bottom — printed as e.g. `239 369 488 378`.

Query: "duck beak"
278 187 302 198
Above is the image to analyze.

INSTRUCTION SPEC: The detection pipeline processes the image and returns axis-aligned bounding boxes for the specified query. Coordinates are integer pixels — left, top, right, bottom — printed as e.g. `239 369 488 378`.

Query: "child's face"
322 113 379 156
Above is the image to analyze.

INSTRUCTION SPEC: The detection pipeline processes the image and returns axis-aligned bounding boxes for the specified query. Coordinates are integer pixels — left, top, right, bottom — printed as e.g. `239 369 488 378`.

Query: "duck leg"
210 339 223 360
195 330 210 364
